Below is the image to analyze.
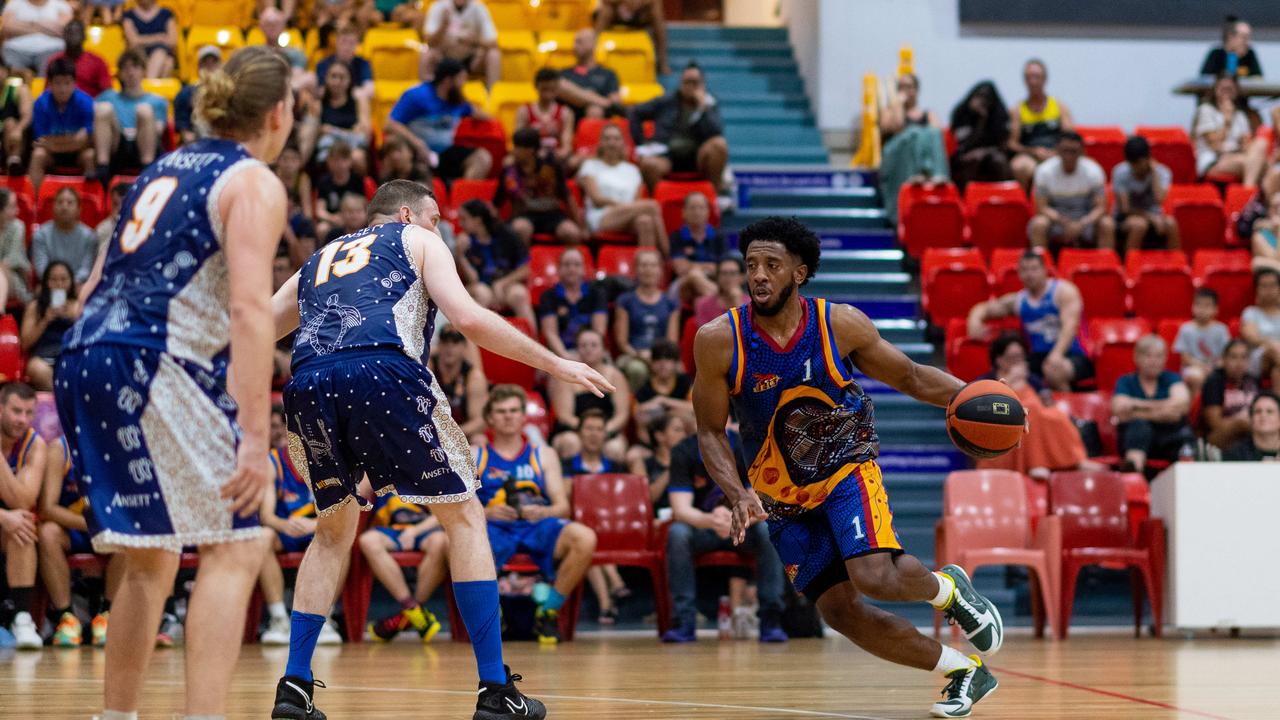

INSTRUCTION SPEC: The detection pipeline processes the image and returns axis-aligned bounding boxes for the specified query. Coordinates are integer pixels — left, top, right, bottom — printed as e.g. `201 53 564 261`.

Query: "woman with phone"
21 260 79 390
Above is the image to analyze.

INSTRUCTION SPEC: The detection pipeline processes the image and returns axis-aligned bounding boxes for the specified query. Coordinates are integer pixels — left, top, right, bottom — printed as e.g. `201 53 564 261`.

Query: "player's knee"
567 522 596 554
845 559 894 598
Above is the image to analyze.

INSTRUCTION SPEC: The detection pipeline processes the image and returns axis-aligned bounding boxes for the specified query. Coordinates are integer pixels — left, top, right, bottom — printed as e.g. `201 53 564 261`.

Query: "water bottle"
1226 52 1240 77
717 596 732 640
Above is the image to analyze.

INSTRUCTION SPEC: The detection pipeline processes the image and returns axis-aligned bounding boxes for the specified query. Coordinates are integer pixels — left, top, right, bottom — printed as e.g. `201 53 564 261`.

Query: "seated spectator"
1028 131 1114 251
255 8 308 75
314 0 381 48
947 80 1012 190
632 62 728 192
537 247 607 359
1249 189 1280 272
358 491 448 642
595 0 669 76
38 435 118 647
377 135 431 184
614 248 678 382
669 191 724 300
429 325 488 441
496 127 584 245
1201 16 1261 78
1201 338 1259 451
121 0 177 79
1112 335 1195 474
2 0 71 80
424 0 500 89
173 46 221 145
628 412 687 515
1174 288 1230 396
304 60 372 175
548 327 629 459
94 182 127 250
558 29 622 121
562 408 616 476
1242 267 1280 390
281 189 318 269
1113 136 1178 252
578 124 665 250
314 141 367 239
386 58 493 183
0 64 33 173
32 188 95 282
275 143 314 220
22 260 80 389
454 199 535 328
316 25 374 102
324 192 369 243
878 72 948 225
1222 391 1280 461
1008 59 1073 191
632 338 693 433
477 385 598 644
1193 75 1267 185
93 49 167 177
0 382 46 649
46 20 110 98
30 57 95 190
517 68 575 166
968 249 1093 392
693 256 746 327
0 189 33 307
662 430 786 643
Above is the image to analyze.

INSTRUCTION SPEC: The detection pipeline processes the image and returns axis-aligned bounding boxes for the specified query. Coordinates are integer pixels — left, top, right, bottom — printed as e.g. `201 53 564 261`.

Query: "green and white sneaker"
940 565 1003 656
930 656 997 718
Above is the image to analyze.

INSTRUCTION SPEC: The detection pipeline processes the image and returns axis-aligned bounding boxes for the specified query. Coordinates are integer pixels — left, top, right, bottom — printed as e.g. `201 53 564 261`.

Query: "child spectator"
614 249 678 384
0 382 46 649
548 328 629 460
30 57 95 190
93 48 167 176
454 199 534 327
517 68 575 166
32 188 95 283
1242 267 1280 391
21 260 80 389
1113 136 1179 253
95 183 127 251
577 124 664 249
1222 392 1280 461
536 247 606 359
314 141 367 240
496 127 584 245
121 0 177 79
1174 288 1230 395
1112 335 1195 474
0 189 32 307
324 192 369 243
358 492 447 643
1201 339 1259 450
669 191 723 300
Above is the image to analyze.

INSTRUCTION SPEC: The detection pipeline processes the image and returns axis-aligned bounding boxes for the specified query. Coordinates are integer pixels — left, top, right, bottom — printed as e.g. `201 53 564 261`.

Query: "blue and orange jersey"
725 297 878 517
475 442 547 508
6 427 36 474
52 436 87 515
370 492 430 530
270 447 315 520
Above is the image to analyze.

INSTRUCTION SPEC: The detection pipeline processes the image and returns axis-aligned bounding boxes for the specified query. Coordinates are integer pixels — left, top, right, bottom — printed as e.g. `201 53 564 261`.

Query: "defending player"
692 217 1005 718
269 179 613 720
54 46 291 719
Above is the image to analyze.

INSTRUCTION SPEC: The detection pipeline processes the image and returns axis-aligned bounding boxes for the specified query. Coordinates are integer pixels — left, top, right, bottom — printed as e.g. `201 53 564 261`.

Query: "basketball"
945 380 1027 459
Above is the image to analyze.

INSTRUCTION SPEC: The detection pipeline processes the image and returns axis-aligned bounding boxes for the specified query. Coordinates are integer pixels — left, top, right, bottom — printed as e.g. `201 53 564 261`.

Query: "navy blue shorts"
487 518 567 580
283 350 478 517
55 345 262 553
372 524 442 551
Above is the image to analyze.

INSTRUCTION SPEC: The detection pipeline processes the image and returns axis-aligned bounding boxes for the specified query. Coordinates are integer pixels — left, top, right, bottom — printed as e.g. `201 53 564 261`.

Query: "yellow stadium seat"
486 0 531 31
29 78 45 98
142 78 183 107
598 31 655 85
360 26 422 82
372 80 415 135
620 82 664 105
156 0 191 30
536 31 576 70
189 0 252 28
181 26 245 83
530 0 589 32
85 25 127 75
497 31 538 84
486 81 537 140
245 27 306 53
463 80 489 108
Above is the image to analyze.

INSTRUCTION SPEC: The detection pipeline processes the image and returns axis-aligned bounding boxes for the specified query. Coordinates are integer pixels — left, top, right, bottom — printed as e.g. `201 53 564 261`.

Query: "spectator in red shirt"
45 20 110 97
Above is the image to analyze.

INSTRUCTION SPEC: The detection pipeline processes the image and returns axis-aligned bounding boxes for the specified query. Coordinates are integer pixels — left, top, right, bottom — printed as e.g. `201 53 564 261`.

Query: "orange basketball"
945 379 1026 459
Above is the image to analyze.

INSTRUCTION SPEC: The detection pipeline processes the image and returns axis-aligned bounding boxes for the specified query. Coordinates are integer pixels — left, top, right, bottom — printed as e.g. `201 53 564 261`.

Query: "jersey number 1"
119 177 179 253
802 358 812 382
314 237 374 286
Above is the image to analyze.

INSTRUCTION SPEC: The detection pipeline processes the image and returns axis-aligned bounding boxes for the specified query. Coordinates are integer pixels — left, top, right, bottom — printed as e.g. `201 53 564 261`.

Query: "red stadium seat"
1077 126 1126 179
1223 184 1256 246
1123 249 1187 276
524 392 554 438
596 245 639 278
898 183 965 258
964 181 1031 257
680 316 697 375
453 117 508 180
0 314 23 382
1192 249 1253 320
1130 265 1194 322
1164 185 1225 253
1089 318 1151 392
654 180 718 235
1052 391 1119 460
1155 318 1186 372
1058 248 1120 274
1135 126 1196 184
921 248 989 326
1068 266 1128 321
989 247 1055 296
944 317 1017 382
477 317 539 390
527 244 596 299
1191 248 1251 275
450 178 498 208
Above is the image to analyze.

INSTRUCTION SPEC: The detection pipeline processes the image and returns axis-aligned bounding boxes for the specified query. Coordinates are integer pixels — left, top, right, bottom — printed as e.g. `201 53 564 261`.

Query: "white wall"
803 0 1280 134
780 0 820 112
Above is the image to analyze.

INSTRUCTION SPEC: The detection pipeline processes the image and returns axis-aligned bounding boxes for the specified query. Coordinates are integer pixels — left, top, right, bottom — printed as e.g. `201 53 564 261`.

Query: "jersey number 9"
119 177 179 253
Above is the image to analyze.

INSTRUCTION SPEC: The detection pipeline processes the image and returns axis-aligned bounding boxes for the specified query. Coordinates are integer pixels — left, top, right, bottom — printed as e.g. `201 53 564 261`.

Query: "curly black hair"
737 216 821 286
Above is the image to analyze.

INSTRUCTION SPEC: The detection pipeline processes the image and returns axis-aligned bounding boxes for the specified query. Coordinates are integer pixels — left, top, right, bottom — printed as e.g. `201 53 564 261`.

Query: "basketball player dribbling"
692 216 1007 718
54 46 293 719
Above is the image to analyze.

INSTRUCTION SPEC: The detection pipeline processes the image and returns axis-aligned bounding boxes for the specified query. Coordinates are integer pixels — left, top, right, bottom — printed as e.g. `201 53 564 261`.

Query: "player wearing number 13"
53 46 293 719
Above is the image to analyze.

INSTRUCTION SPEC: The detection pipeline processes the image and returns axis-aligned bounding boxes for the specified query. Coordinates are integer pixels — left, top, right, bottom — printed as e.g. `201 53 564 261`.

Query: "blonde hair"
196 46 290 138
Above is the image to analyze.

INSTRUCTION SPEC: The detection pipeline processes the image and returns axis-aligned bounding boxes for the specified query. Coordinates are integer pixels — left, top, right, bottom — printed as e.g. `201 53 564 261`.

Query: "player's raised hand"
223 441 272 518
729 489 767 545
551 358 616 398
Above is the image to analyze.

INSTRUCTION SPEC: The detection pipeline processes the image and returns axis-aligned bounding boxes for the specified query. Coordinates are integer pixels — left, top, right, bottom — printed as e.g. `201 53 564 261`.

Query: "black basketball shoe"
272 675 327 720
474 666 547 720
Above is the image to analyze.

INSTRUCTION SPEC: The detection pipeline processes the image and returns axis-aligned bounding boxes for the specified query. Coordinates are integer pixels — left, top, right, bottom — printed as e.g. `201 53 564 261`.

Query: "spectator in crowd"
496 127 584 245
386 58 493 183
567 412 630 626
2 0 72 80
0 189 32 308
424 0 500 89
477 385 599 645
558 29 622 121
968 249 1093 391
454 199 535 328
359 491 448 642
316 25 374 102
22 260 79 389
1222 391 1280 461
173 46 221 145
517 68 575 167
314 0 380 49
94 182 127 250
1242 267 1280 390
1174 288 1230 396
306 59 372 174
1194 75 1267 185
46 20 110 98
595 0 669 76
1202 338 1259 451
275 143 314 220
878 72 948 224
324 192 369 243
32 188 95 282
614 248 679 382
256 8 307 73
0 382 46 649
578 124 665 250
1113 335 1195 474
1028 131 1115 251
537 247 607 359
121 0 177 79
429 325 488 442
93 49 167 177
0 64 33 174
1251 189 1280 271
668 191 723 300
628 412 687 514
662 431 786 643
377 135 431 184
314 141 366 239
1201 16 1261 78
1008 59 1072 190
947 80 1012 190
693 255 746 327
281 190 318 271
1113 135 1178 252
632 62 728 192
30 58 95 190
632 338 693 433
548 327 629 459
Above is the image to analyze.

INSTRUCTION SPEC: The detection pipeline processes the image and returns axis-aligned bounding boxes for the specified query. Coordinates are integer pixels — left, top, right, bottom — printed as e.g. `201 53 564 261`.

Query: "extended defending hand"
552 358 616 398
729 489 767 545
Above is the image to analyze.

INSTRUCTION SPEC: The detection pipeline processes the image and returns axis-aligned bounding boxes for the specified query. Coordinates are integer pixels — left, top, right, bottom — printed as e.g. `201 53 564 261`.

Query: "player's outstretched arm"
408 226 615 398
834 302 963 408
271 269 302 341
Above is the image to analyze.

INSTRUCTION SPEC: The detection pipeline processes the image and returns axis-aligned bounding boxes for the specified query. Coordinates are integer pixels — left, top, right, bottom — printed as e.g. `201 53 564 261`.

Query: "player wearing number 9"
53 46 293 719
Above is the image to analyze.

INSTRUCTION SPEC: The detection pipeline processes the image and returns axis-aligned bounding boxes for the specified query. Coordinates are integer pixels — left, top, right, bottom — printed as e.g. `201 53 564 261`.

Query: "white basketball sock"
934 645 975 675
929 571 956 609
100 711 138 720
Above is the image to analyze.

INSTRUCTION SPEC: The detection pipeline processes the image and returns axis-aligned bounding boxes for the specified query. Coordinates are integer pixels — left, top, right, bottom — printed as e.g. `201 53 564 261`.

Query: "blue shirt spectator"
388 79 473 153
615 290 677 354
33 86 93 140
96 89 167 133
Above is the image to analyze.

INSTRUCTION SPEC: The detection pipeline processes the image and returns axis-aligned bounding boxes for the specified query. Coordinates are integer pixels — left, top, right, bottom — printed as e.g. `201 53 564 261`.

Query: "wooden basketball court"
2 629 1270 718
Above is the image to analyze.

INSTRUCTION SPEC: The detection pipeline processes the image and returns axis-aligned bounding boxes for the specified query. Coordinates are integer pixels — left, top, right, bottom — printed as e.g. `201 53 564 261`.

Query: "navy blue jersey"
292 222 436 371
66 138 264 373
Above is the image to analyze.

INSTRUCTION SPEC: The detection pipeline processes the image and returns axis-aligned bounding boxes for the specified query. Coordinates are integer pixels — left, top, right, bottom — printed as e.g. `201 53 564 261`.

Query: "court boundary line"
991 665 1235 720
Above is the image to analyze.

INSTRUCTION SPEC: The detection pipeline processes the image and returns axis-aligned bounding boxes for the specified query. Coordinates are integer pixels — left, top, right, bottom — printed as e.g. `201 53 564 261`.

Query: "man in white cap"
172 45 221 145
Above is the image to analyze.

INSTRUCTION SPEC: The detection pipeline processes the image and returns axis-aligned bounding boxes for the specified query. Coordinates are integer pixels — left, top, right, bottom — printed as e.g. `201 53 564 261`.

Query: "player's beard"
752 281 796 317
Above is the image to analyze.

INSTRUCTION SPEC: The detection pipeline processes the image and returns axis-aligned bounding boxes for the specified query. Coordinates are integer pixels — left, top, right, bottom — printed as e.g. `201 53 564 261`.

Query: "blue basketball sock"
453 580 506 684
285 611 326 682
542 586 566 612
